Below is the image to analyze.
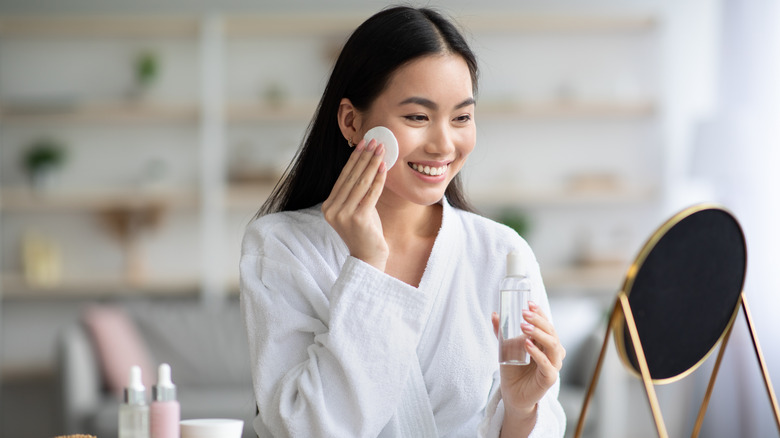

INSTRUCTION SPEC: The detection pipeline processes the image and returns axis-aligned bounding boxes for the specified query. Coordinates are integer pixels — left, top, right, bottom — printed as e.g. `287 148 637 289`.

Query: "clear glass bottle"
499 251 531 365
119 365 150 438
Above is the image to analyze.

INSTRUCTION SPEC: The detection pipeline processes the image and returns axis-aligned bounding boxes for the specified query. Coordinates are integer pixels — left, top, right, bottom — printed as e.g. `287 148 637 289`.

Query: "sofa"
55 298 257 438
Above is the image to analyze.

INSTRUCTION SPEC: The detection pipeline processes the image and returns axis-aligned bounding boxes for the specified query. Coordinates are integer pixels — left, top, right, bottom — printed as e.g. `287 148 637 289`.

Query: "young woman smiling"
241 6 566 437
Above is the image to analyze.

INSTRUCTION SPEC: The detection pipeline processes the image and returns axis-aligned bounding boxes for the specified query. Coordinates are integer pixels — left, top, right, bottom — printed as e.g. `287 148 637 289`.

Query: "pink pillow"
82 305 155 397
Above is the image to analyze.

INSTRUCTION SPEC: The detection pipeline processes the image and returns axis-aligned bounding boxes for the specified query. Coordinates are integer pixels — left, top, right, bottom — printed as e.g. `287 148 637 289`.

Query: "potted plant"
22 138 67 193
131 50 160 99
498 209 531 238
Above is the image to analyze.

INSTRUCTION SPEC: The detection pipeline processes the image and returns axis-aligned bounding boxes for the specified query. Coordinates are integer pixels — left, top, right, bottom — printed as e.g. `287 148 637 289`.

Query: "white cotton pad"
363 126 399 170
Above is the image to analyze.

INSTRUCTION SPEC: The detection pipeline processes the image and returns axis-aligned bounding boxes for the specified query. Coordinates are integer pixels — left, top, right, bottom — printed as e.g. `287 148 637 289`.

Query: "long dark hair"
256 6 478 217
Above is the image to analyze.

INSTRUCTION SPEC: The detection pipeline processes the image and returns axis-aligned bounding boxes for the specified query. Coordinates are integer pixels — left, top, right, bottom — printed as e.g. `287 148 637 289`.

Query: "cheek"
393 130 419 157
457 128 477 158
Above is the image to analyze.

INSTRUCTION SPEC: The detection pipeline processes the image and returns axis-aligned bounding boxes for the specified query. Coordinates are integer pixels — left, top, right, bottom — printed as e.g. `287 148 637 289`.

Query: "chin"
411 189 450 206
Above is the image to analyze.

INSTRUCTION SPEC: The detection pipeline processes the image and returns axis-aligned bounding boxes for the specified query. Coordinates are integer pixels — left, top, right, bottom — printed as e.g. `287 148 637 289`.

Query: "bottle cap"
152 363 177 402
363 126 398 170
506 251 525 276
124 365 146 405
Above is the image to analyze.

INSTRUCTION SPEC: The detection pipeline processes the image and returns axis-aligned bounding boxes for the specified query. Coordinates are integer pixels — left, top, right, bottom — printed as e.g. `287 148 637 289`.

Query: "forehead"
381 54 473 102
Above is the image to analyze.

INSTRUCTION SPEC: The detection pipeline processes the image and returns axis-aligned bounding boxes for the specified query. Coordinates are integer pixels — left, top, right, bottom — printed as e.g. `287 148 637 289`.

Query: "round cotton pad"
363 126 399 170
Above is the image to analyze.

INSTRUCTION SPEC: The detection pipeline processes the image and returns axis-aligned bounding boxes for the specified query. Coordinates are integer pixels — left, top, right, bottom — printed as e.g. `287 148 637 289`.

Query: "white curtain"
692 0 780 436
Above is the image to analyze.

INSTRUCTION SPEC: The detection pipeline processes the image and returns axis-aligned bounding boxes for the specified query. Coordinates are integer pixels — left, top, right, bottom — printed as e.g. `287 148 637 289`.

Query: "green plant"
23 138 67 174
498 209 531 237
135 51 159 87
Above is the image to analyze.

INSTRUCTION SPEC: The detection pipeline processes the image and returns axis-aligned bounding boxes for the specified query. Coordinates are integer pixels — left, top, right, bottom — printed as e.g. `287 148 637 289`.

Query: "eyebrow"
399 96 475 111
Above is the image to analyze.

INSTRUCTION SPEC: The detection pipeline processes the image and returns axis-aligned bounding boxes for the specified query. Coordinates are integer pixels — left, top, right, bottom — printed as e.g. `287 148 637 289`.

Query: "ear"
337 98 363 145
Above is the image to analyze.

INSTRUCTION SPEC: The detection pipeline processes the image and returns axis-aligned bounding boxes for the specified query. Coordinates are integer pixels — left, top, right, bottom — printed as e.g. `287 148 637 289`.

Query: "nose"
424 122 456 157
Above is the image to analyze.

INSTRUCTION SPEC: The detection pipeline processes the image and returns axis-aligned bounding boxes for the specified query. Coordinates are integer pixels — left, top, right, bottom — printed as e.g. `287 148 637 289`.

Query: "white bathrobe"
240 198 566 438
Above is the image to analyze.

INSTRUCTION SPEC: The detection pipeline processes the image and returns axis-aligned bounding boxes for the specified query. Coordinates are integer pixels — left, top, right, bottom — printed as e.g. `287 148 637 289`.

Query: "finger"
355 158 386 211
329 139 366 197
328 139 378 209
325 140 367 212
522 323 564 369
491 312 499 339
522 304 557 339
525 340 559 385
340 143 385 211
522 304 565 367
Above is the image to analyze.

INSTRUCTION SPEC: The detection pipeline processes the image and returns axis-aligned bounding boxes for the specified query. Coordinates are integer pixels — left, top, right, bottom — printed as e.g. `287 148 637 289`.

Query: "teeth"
410 163 447 176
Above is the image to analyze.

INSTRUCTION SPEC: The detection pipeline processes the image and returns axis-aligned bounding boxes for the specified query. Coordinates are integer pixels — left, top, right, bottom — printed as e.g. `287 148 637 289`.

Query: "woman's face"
358 53 476 207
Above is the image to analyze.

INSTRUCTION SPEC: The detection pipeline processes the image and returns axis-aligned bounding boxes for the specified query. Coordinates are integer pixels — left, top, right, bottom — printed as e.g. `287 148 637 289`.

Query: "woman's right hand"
322 139 389 271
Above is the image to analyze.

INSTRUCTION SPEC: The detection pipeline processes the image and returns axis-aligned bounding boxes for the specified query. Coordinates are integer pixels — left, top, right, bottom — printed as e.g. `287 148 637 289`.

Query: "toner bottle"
150 363 180 438
119 365 150 438
499 251 532 365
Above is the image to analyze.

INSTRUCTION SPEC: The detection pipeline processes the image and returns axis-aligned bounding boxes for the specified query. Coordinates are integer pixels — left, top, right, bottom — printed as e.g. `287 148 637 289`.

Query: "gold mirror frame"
612 203 743 385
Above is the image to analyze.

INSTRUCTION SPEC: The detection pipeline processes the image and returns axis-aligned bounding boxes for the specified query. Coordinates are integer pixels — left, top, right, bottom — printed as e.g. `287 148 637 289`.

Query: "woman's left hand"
491 301 565 424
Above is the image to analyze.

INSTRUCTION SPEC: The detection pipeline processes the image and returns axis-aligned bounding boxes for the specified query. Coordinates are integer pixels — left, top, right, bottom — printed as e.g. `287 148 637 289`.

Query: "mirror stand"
574 291 780 438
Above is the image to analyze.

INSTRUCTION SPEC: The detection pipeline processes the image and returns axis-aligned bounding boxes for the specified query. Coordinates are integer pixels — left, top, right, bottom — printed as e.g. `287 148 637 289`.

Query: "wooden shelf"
223 13 656 36
226 100 317 123
0 16 201 37
226 183 276 210
225 14 364 37
0 101 200 124
478 100 655 118
0 272 200 299
469 186 657 208
0 187 199 212
0 13 655 39
461 13 657 33
542 263 628 295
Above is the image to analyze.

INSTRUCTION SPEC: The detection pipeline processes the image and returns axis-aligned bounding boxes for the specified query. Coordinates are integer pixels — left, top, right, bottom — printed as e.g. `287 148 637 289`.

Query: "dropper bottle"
119 365 150 438
150 363 180 438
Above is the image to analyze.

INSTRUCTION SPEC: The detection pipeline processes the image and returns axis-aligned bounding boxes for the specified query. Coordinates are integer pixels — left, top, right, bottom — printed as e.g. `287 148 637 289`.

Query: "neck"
376 197 442 242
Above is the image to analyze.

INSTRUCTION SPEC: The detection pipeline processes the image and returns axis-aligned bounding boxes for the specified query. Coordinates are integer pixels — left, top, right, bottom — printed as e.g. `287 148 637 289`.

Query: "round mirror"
613 204 747 383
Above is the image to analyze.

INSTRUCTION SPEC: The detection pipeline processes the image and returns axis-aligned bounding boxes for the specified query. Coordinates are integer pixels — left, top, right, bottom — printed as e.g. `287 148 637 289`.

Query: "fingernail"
356 140 366 151
521 322 534 333
523 309 533 320
366 139 377 151
528 301 537 310
375 144 384 156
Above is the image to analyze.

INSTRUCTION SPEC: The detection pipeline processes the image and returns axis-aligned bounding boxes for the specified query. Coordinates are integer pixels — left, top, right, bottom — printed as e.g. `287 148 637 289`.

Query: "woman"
240 6 566 437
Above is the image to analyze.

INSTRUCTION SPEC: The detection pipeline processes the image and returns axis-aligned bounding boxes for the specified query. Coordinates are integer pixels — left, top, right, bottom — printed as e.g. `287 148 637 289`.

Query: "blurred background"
0 0 778 437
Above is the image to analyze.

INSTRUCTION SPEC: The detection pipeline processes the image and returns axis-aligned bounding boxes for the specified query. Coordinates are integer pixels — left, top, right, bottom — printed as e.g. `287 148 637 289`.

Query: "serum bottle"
119 365 150 438
150 363 180 438
499 251 532 366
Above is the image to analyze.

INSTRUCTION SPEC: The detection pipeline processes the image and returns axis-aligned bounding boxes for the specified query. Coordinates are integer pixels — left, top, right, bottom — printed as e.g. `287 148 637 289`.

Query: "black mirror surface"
615 205 747 383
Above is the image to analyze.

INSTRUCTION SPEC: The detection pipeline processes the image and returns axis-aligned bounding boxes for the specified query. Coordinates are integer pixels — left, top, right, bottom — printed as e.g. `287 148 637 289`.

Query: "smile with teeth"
410 162 448 176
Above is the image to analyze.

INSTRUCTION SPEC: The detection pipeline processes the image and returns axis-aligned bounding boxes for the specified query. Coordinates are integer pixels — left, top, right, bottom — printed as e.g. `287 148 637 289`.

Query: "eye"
454 114 472 123
404 114 429 123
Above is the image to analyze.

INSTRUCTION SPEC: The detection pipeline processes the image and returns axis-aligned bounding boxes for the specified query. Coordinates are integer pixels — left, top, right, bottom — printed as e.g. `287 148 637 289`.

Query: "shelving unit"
0 101 200 124
0 15 205 299
0 11 662 299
